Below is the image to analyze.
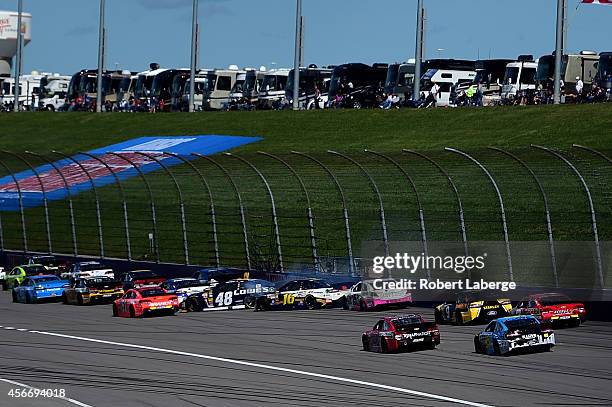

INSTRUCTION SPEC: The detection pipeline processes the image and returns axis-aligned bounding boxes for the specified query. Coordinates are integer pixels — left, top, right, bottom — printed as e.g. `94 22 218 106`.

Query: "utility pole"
13 0 23 112
412 0 425 102
292 0 302 110
96 0 105 112
189 0 198 113
299 16 305 68
553 0 566 105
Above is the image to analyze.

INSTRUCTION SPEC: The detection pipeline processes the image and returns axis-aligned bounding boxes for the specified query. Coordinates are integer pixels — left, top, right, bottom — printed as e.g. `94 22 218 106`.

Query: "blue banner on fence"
0 135 262 211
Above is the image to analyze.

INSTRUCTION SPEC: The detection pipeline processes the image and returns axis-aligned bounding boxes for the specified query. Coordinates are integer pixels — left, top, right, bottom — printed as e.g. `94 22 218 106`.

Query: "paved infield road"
0 293 611 407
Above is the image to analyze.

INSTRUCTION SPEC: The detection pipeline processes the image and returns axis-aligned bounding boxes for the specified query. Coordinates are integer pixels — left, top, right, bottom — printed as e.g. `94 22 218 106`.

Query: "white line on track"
4 327 494 407
0 378 93 407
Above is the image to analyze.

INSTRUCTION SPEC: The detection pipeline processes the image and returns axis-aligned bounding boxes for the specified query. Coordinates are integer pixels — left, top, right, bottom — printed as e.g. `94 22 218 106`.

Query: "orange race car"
112 287 179 318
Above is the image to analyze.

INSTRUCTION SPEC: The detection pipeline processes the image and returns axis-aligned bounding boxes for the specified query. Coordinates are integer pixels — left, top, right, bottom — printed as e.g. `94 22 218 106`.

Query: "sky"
0 0 610 75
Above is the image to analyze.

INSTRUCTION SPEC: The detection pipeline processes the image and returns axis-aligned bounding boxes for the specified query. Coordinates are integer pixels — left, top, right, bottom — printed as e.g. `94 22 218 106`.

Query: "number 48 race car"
184 279 277 312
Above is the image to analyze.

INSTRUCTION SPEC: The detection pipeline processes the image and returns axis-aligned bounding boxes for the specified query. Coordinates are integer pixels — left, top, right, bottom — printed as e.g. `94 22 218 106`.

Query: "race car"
435 290 512 325
12 275 69 303
192 268 249 285
275 279 349 310
26 255 66 275
474 315 555 356
119 270 166 291
512 293 586 327
61 261 114 280
3 264 48 290
345 279 412 311
184 279 276 312
362 314 440 353
0 266 5 288
63 277 124 305
112 287 179 318
160 278 210 308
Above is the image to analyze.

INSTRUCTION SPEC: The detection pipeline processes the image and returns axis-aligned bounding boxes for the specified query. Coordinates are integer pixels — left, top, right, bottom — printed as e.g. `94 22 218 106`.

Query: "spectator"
476 81 484 106
575 76 584 103
430 81 441 107
381 93 394 109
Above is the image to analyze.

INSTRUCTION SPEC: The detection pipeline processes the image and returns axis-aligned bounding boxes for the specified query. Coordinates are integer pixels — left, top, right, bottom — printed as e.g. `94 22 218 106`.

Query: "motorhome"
455 59 514 105
149 68 189 111
257 68 290 109
536 51 600 96
0 73 44 109
65 69 133 109
285 65 333 109
227 67 266 109
420 68 476 107
327 63 388 108
384 60 415 99
38 74 71 111
501 56 538 100
595 52 612 101
189 66 241 111
170 70 191 111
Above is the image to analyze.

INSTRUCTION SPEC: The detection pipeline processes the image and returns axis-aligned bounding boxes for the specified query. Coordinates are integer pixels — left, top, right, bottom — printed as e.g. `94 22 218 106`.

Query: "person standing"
575 76 584 103
430 81 441 107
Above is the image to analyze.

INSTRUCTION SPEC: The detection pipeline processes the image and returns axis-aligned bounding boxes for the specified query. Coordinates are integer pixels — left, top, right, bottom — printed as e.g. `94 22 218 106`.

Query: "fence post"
532 145 604 287
226 153 284 272
52 151 105 259
3 151 52 254
366 150 430 278
445 148 513 281
292 151 355 275
193 153 251 271
26 151 78 257
258 152 319 271
403 149 470 265
133 152 189 266
328 151 390 260
489 147 558 287
106 152 160 263
0 155 27 252
164 152 220 268
77 152 132 261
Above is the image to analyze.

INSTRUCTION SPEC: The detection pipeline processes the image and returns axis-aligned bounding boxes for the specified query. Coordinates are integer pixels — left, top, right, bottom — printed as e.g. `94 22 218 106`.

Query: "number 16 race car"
362 314 440 353
474 315 555 356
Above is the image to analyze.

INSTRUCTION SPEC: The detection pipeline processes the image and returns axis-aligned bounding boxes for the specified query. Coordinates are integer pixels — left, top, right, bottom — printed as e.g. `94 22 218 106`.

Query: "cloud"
137 0 227 10
65 25 96 37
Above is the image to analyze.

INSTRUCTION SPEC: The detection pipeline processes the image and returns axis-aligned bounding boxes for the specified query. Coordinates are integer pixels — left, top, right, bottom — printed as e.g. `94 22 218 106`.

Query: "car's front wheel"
244 295 256 309
362 336 370 352
304 295 317 310
186 298 201 312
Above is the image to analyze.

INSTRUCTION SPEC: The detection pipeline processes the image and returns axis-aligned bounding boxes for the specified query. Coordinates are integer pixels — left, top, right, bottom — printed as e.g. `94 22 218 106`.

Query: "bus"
285 65 333 109
501 56 538 100
227 68 266 109
595 52 612 101
536 51 599 96
328 63 388 109
385 61 415 99
257 69 290 109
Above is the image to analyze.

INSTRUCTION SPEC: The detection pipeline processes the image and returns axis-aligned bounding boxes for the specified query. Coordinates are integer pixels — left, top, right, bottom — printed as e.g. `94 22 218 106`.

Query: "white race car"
276 279 349 309
160 278 211 308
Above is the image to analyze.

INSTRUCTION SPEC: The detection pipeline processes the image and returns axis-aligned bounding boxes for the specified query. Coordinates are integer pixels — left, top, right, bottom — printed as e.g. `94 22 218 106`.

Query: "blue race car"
474 315 555 356
12 275 70 304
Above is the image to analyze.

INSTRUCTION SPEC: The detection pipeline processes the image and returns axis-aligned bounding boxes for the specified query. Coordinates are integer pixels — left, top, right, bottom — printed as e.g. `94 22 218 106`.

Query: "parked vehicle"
37 74 71 111
595 52 612 101
455 59 514 106
384 61 416 100
194 66 242 111
285 65 333 109
501 56 538 100
421 68 476 107
65 69 133 110
257 68 290 109
227 67 266 110
149 68 189 111
536 51 599 97
328 63 388 109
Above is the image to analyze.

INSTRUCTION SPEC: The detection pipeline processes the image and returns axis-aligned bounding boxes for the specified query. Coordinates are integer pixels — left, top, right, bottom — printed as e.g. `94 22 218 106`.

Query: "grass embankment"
0 104 611 286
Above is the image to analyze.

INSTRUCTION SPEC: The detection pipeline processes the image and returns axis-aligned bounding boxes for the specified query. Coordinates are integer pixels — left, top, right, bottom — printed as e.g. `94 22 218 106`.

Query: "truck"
257 68 290 109
501 56 538 101
536 51 599 99
285 65 333 109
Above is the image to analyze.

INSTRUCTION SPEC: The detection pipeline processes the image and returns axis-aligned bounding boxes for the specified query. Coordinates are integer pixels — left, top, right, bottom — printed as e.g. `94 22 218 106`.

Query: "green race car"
2 264 48 290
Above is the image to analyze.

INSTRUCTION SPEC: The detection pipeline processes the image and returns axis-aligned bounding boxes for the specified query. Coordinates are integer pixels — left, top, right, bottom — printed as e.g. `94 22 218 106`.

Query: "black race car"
184 279 276 312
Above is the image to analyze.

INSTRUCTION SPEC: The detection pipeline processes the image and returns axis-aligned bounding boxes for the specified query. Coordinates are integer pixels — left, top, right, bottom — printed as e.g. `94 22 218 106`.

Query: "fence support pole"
445 148 513 281
106 152 160 263
403 149 469 265
293 151 355 275
26 151 78 257
164 152 220 268
78 152 132 261
366 150 429 278
4 152 52 254
532 145 604 287
193 153 251 271
490 147 558 287
133 152 189 265
328 151 390 259
0 156 27 252
258 152 319 271
52 151 105 259
226 153 284 272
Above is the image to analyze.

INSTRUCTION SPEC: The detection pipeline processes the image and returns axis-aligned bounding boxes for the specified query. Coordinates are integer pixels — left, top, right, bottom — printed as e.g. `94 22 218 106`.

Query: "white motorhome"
501 58 538 100
197 66 242 111
258 69 290 109
0 72 44 109
227 67 267 109
38 74 71 111
420 68 476 107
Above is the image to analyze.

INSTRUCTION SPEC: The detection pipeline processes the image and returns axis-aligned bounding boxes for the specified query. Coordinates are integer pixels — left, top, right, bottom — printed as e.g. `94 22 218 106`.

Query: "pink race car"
345 280 412 311
362 314 440 353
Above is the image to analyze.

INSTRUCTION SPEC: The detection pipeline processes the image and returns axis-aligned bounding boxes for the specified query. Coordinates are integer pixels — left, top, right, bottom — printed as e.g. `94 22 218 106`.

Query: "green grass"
1 104 611 287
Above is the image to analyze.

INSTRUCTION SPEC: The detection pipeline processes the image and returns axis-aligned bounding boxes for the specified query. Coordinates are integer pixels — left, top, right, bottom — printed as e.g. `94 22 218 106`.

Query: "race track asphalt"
0 292 611 407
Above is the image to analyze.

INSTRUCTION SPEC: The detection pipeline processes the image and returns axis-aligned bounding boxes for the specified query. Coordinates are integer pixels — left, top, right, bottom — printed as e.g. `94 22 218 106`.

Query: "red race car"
512 293 586 327
113 287 179 318
362 314 440 353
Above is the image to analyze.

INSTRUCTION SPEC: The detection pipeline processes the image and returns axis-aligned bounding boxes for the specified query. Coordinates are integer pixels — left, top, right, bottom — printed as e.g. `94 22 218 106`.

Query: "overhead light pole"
13 0 23 112
189 0 198 113
412 0 425 102
96 0 105 112
292 0 302 110
553 0 567 105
